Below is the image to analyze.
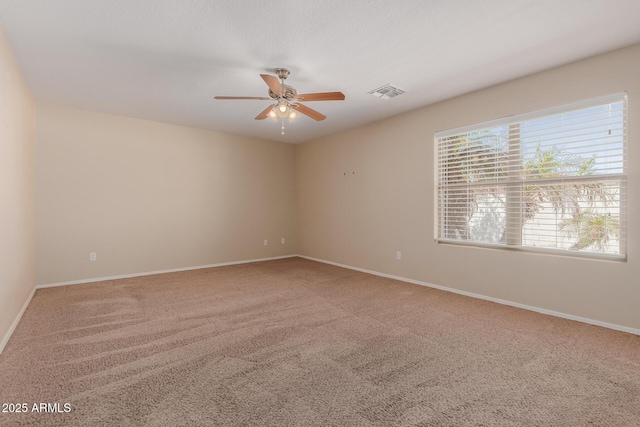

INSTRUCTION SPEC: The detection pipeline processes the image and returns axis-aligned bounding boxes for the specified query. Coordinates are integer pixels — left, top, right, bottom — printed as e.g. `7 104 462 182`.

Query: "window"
435 93 627 260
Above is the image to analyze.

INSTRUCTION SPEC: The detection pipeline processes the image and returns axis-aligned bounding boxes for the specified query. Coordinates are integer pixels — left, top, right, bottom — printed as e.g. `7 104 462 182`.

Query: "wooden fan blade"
295 92 345 101
255 104 275 120
260 74 283 96
214 96 272 100
292 103 326 121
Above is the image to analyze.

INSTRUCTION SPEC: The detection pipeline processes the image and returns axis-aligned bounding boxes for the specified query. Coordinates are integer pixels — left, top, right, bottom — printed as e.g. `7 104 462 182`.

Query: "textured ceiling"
1 0 640 143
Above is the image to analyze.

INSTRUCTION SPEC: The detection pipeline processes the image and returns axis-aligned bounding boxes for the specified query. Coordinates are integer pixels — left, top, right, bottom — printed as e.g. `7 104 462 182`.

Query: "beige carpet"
0 257 639 426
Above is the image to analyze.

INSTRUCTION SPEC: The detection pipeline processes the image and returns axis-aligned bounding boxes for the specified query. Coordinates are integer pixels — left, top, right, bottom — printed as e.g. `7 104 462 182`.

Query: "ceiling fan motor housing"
269 85 297 101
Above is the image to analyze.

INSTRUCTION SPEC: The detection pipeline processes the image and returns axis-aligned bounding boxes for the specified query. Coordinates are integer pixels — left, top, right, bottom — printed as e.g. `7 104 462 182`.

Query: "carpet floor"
0 257 639 426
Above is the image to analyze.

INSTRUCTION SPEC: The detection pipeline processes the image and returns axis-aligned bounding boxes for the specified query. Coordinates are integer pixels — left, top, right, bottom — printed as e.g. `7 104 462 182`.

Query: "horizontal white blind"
435 93 627 259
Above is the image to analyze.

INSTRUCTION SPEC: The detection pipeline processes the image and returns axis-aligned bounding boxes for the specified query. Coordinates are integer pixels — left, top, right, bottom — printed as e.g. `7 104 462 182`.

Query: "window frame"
434 93 627 261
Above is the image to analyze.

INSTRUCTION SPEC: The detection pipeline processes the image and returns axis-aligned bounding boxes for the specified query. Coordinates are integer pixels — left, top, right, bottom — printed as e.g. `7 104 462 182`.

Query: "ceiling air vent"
368 84 405 100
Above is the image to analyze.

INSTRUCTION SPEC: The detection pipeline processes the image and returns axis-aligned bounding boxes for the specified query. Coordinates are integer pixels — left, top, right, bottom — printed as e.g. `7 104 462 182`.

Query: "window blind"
434 93 627 260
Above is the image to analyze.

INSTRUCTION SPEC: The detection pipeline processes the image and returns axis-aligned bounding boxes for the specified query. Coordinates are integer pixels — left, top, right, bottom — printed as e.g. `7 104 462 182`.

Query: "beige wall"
296 43 640 330
0 27 35 348
35 104 297 284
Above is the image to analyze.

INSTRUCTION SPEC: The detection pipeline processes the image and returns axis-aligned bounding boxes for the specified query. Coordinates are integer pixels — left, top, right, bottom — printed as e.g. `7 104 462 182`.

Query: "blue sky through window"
519 103 624 175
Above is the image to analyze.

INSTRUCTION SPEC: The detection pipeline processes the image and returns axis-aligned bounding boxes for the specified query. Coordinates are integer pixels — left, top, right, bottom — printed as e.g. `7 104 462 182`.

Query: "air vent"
368 84 405 100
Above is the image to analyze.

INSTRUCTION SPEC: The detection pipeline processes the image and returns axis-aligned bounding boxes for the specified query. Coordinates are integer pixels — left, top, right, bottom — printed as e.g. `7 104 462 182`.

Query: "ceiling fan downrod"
275 68 290 84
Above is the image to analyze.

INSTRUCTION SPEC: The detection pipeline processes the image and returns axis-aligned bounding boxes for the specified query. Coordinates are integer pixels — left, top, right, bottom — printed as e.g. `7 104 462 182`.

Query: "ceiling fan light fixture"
276 101 290 118
288 110 298 121
267 107 278 121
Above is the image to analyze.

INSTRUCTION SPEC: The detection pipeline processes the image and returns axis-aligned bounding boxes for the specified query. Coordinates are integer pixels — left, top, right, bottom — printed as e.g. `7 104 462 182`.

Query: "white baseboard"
36 255 298 289
296 254 640 337
0 286 36 354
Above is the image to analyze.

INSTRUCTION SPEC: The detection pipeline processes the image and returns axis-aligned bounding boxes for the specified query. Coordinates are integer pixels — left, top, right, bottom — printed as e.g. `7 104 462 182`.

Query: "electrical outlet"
281 238 285 244
264 240 268 246
396 251 401 260
90 252 97 262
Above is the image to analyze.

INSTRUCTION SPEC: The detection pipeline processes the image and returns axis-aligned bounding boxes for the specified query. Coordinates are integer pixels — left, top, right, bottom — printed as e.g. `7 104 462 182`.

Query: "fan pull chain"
281 119 285 135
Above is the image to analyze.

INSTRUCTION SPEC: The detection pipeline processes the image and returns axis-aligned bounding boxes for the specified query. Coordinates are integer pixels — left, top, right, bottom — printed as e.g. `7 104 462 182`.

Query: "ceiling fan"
214 68 345 132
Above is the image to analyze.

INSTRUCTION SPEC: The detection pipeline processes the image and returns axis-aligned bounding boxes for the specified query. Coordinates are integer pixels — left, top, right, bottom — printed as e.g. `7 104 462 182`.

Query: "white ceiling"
1 1 640 143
